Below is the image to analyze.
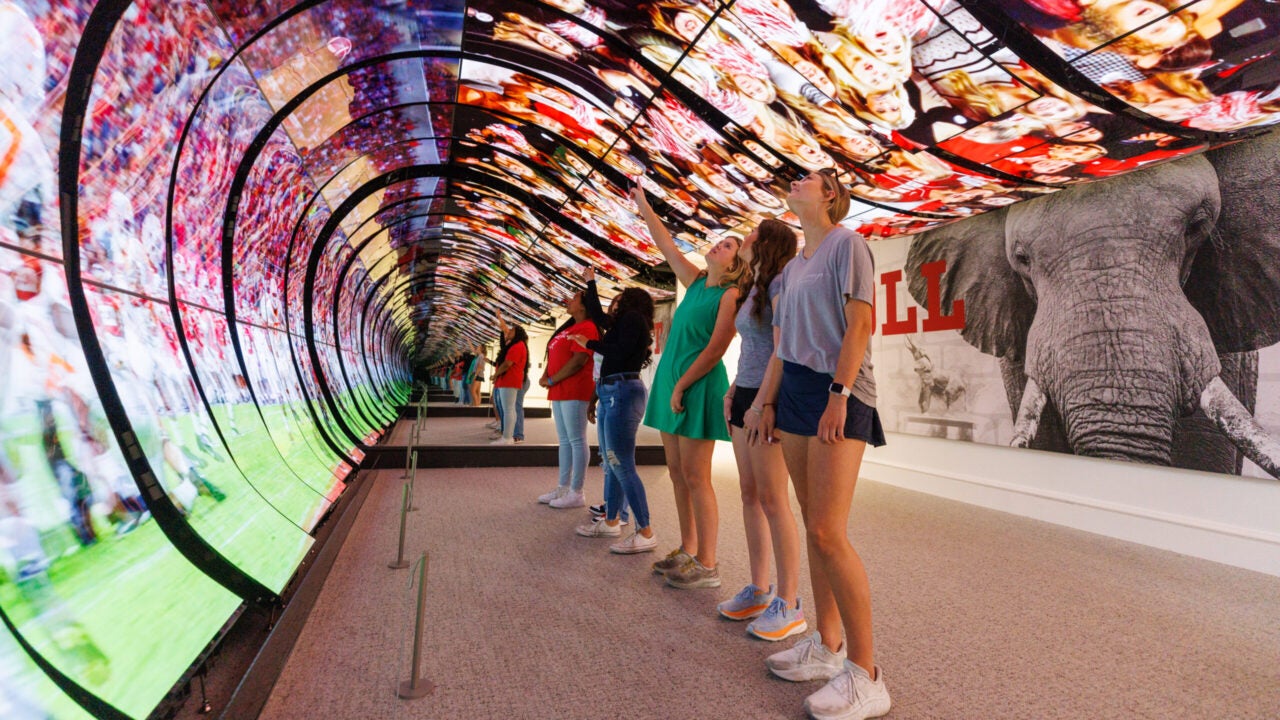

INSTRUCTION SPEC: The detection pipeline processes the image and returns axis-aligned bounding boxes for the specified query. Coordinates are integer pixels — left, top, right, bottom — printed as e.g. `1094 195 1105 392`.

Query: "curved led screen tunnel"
0 0 1277 716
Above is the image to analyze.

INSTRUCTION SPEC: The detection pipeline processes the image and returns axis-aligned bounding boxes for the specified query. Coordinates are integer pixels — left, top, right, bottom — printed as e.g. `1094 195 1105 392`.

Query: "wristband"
747 406 763 415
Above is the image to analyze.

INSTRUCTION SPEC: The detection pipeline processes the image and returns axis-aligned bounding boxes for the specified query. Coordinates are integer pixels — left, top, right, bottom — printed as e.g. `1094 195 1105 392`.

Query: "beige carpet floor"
259 448 1280 720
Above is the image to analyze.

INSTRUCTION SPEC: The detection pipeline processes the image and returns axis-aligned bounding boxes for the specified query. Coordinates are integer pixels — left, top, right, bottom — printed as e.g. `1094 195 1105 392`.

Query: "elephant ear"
1191 129 1280 353
905 207 1035 361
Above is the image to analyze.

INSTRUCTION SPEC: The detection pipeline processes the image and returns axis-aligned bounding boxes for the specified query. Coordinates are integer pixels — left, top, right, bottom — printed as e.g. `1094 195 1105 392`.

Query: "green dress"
644 276 731 441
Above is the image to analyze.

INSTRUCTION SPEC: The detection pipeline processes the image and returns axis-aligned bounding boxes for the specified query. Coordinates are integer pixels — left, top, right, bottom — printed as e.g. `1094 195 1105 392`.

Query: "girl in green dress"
631 185 745 590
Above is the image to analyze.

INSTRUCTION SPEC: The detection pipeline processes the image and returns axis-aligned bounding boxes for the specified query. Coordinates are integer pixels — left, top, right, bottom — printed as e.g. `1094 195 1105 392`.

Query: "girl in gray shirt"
759 169 892 720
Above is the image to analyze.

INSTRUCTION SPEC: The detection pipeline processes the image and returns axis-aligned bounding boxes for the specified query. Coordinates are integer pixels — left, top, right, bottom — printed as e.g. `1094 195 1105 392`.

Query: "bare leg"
679 435 719 568
780 430 840 651
732 430 771 589
753 437 800 605
661 431 696 556
806 437 874 675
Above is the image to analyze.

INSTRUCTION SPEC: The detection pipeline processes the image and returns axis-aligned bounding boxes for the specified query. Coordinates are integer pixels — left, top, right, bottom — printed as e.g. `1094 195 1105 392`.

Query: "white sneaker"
765 632 846 682
610 531 657 554
804 662 890 720
549 490 585 509
485 421 500 430
489 437 514 445
575 517 622 538
538 487 567 504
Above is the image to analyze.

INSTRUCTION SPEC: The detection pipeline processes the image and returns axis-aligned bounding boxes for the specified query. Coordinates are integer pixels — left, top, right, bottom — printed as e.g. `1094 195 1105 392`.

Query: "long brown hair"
737 219 798 322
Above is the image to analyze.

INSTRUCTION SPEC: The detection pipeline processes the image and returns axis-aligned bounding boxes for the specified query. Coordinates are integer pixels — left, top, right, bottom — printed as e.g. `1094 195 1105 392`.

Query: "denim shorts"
776 362 886 446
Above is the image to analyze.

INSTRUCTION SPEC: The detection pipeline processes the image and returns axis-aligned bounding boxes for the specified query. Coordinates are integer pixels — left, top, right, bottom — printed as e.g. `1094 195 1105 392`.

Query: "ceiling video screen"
997 0 1280 132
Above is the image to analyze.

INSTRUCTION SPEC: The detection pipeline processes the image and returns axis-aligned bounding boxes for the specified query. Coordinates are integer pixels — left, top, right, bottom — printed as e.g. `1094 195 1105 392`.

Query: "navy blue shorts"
776 361 886 446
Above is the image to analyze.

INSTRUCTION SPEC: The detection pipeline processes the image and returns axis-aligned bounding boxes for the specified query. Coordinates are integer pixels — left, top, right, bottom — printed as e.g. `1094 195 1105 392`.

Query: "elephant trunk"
1200 377 1280 478
1057 369 1177 464
1027 281 1218 466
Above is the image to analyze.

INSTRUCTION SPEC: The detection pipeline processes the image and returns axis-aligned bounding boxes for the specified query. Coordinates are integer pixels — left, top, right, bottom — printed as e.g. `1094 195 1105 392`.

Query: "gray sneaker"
804 661 891 720
717 584 773 621
652 547 692 575
665 558 721 589
748 597 808 642
765 632 846 682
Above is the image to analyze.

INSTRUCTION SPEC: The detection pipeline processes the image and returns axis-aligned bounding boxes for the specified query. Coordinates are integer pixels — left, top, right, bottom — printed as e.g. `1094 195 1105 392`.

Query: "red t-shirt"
494 341 528 389
547 320 599 402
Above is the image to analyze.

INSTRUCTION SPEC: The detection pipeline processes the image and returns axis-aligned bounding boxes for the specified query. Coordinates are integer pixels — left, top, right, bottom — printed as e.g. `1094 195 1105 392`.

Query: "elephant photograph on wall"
869 127 1280 480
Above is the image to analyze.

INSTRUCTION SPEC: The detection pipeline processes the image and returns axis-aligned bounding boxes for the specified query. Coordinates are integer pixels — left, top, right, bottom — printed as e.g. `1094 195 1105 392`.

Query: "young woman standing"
761 168 890 720
568 269 656 554
489 319 529 446
716 219 807 643
632 185 744 590
538 286 600 508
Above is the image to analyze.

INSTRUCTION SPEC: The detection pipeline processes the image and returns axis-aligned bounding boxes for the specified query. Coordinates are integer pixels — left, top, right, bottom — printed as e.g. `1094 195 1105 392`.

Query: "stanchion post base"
397 678 435 699
388 560 410 569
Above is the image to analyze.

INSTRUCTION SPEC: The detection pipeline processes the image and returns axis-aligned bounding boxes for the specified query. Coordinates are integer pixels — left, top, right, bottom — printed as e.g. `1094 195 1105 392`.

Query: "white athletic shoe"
549 490 585 509
538 487 567 504
609 531 657 554
765 632 846 682
804 662 891 720
575 517 622 538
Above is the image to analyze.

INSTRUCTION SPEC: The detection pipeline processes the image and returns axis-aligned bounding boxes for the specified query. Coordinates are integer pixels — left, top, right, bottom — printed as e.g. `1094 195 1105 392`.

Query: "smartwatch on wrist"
829 382 852 397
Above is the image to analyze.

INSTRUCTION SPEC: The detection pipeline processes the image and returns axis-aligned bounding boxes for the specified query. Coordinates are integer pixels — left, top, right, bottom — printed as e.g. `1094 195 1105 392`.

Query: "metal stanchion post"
408 450 419 512
401 431 413 480
388 482 411 569
397 553 435 699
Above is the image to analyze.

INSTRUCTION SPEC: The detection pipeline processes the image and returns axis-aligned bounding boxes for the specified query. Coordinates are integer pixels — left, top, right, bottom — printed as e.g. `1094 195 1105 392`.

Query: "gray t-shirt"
775 226 877 406
733 275 783 389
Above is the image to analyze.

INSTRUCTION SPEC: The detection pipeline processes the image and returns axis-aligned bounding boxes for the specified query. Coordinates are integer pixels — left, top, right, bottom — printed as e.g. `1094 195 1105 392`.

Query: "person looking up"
632 185 745 590
762 167 890 720
568 268 657 554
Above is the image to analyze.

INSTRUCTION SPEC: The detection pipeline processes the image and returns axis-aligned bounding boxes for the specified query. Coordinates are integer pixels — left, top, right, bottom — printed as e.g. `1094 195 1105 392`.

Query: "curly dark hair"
737 219 798 322
612 287 656 368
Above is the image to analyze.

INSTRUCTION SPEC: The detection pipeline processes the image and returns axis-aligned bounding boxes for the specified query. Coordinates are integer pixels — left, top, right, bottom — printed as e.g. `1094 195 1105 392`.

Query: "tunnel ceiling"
68 0 1280 364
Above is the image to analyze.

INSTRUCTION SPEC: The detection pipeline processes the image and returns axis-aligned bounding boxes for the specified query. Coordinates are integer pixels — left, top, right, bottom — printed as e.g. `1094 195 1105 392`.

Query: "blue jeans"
552 400 589 491
514 377 529 440
495 386 517 440
597 377 649 529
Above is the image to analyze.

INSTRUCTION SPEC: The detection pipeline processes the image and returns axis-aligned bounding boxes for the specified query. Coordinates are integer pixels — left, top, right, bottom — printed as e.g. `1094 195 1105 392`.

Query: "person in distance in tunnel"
632 185 745 590
488 317 529 446
566 268 654 553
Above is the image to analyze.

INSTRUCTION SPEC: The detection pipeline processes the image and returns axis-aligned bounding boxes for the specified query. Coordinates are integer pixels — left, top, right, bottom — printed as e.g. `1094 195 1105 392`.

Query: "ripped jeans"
596 376 649 529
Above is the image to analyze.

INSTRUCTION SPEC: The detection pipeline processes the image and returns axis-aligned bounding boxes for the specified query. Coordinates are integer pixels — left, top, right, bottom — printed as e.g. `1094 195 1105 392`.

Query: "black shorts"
776 362 886 446
728 386 759 430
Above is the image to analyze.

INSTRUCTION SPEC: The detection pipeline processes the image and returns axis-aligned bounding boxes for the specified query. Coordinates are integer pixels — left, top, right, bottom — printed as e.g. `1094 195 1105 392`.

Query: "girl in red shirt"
490 321 529 445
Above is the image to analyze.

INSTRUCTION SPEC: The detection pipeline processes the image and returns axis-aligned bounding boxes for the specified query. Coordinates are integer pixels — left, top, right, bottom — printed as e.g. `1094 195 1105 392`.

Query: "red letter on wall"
880 270 917 336
918 260 965 332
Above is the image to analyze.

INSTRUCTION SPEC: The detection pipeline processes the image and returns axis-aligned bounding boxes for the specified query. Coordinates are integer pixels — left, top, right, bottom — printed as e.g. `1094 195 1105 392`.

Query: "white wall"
860 433 1280 577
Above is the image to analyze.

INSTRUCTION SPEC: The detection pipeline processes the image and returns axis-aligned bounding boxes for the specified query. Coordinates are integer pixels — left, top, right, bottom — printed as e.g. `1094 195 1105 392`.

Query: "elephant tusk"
1200 377 1280 479
1010 378 1047 448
